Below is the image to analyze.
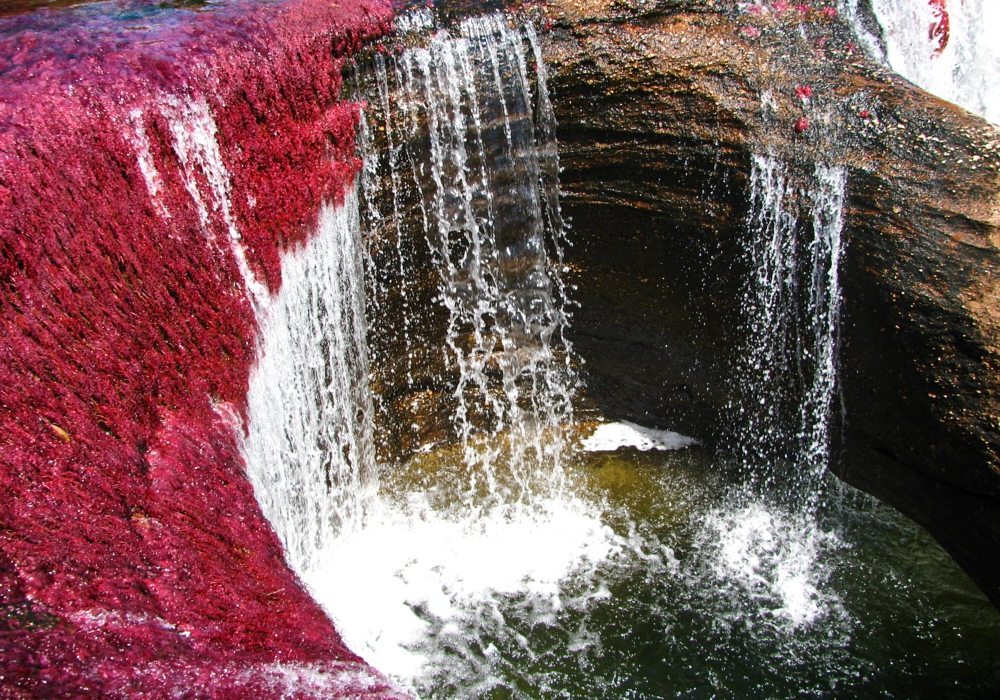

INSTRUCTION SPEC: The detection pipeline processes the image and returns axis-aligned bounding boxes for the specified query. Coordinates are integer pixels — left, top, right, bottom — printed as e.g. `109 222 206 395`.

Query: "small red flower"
795 117 810 132
796 85 813 99
860 109 870 119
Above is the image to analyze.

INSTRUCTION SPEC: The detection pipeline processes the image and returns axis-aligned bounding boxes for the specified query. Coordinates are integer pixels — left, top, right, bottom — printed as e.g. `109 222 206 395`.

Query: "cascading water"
239 9 1000 700
0 0 407 695
357 11 576 490
245 13 626 696
243 191 377 575
841 0 1000 125
700 154 850 638
734 155 846 510
1 0 997 693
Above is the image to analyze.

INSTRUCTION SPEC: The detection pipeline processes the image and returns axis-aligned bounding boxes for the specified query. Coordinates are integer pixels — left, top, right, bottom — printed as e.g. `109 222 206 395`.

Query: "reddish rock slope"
0 0 404 696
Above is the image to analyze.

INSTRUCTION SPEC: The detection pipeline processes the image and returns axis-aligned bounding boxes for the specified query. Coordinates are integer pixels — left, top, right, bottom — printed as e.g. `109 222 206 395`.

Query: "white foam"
394 7 434 33
304 492 625 690
581 421 697 452
698 502 844 629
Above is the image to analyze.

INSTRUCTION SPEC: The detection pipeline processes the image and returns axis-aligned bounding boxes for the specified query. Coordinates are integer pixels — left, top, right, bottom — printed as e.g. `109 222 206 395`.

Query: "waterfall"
229 10 1000 698
240 15 856 692
0 0 987 692
689 155 851 634
275 14 625 695
845 0 1000 125
243 190 376 577
357 13 576 495
734 155 846 509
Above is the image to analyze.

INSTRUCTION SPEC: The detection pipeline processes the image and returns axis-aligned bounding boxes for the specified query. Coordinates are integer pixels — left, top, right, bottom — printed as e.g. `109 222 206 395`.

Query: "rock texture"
532 0 1000 607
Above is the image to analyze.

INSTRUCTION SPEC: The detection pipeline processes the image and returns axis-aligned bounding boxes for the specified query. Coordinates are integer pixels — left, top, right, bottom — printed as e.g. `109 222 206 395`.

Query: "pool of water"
302 425 1000 699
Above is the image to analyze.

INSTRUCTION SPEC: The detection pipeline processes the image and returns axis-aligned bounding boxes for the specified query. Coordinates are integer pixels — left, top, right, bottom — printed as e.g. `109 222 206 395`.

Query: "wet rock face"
558 153 749 440
533 0 1000 606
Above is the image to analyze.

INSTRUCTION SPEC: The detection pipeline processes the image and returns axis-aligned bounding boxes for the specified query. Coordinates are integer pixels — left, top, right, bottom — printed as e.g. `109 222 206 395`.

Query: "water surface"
307 430 1000 699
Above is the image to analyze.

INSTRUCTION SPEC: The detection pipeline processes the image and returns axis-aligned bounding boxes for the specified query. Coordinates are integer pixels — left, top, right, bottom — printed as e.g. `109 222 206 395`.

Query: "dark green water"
356 442 1000 700
572 449 1000 700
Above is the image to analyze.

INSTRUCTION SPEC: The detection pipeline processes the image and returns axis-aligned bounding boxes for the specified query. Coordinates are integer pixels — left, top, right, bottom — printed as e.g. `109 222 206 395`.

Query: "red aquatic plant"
929 0 950 55
0 0 405 697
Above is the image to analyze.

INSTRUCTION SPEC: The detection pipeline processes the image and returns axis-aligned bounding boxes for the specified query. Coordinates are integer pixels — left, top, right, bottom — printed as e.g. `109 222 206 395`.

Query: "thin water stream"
243 11 1000 700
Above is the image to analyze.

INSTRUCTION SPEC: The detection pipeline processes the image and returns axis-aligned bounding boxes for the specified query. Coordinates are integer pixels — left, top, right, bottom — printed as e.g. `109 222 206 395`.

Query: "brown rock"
535 0 1000 606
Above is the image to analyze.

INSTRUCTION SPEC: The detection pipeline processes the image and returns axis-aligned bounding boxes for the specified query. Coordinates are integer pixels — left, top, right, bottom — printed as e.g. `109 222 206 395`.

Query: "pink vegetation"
740 25 762 39
0 0 404 697
795 117 810 132
929 0 950 54
796 85 813 99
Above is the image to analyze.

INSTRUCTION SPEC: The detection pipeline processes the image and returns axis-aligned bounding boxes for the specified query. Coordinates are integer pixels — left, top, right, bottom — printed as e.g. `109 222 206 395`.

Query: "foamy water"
855 0 1000 124
304 488 627 691
299 433 856 697
696 501 846 629
581 421 698 452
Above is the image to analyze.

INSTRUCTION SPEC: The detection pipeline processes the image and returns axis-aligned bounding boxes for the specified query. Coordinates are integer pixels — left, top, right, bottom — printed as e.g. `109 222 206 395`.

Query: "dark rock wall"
839 160 1000 603
559 155 749 439
536 0 1000 607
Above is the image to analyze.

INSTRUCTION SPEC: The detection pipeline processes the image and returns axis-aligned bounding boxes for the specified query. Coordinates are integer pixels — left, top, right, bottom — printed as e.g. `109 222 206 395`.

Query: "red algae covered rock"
0 0 405 697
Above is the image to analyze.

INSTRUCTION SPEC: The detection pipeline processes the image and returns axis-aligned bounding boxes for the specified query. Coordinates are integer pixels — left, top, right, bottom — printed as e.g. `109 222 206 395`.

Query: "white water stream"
233 10 999 700
841 0 1000 124
736 155 846 509
242 190 377 575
